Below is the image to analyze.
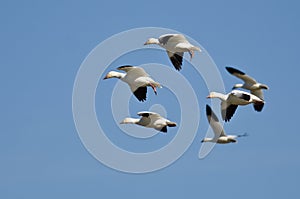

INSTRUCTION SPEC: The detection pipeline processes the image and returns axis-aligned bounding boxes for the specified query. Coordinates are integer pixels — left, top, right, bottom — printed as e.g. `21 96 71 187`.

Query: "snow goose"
144 34 201 71
103 65 161 102
120 111 177 133
226 66 269 111
207 90 264 122
201 105 248 144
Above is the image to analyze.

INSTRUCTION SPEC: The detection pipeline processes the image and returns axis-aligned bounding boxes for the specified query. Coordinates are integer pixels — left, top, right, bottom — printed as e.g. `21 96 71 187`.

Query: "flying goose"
103 65 161 102
226 66 269 111
201 105 248 144
207 90 264 122
120 111 177 133
144 34 201 71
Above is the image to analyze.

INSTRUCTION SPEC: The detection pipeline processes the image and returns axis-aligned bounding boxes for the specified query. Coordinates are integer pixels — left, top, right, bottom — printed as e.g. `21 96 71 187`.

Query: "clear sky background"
1 0 300 198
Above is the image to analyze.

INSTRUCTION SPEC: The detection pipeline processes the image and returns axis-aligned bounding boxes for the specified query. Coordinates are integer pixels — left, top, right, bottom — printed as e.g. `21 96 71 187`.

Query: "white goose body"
207 90 264 122
144 34 201 71
157 34 196 53
120 111 177 133
202 105 248 144
103 65 161 102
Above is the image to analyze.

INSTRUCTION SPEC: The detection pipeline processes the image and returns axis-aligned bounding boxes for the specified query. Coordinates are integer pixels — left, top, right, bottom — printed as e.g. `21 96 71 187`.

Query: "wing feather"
226 67 257 84
159 34 188 45
167 51 183 70
206 105 226 137
133 87 147 102
221 102 238 122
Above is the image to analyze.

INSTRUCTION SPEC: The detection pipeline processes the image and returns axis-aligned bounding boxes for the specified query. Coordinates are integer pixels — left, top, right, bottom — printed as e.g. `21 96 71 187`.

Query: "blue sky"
1 0 300 198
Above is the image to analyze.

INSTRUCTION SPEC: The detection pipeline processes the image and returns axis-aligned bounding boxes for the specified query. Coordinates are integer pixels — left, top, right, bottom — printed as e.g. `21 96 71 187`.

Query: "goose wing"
226 67 257 85
138 111 165 130
133 87 147 102
159 34 175 45
159 34 188 45
253 103 264 112
138 111 166 126
221 101 238 122
118 66 150 102
137 111 161 118
117 65 136 72
118 66 148 77
206 105 226 137
159 34 188 71
160 126 168 133
167 51 184 70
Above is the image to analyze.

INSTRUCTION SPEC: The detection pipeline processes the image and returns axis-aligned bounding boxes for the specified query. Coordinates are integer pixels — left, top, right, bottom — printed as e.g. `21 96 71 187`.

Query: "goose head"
232 83 243 90
259 84 269 90
144 38 159 45
103 71 124 79
206 92 218 99
201 138 212 143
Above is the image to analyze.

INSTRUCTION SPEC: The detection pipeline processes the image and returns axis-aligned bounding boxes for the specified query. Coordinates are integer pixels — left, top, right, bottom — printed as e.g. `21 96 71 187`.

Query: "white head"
206 91 227 101
201 138 214 143
144 38 159 45
259 84 269 90
232 83 244 89
120 118 139 124
206 92 218 99
103 71 124 79
191 46 202 52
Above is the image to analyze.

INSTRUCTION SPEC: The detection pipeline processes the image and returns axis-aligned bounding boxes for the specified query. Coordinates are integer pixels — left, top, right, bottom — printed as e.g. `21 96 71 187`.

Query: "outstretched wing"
138 111 165 130
119 66 151 102
253 103 264 112
159 34 175 45
133 87 147 102
120 66 149 78
221 102 238 122
117 65 135 72
160 126 168 133
206 105 226 137
226 66 257 85
137 111 161 118
159 34 188 44
167 51 184 71
138 111 167 125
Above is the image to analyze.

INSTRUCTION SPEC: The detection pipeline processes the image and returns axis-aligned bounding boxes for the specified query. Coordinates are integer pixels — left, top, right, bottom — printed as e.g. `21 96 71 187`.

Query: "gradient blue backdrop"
1 0 299 198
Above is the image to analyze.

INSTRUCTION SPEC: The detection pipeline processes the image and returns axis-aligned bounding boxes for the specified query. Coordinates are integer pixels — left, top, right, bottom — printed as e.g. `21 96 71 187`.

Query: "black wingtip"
117 65 134 70
139 113 150 117
160 126 167 133
133 87 147 102
224 116 232 122
169 53 183 71
223 105 238 122
254 103 264 112
206 105 212 116
225 66 245 75
206 105 219 122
